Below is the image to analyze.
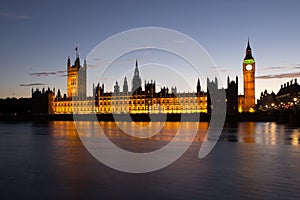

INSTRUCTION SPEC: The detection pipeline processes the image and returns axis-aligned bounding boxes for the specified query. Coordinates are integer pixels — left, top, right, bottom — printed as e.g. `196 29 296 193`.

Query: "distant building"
257 90 276 110
275 79 300 108
257 79 300 110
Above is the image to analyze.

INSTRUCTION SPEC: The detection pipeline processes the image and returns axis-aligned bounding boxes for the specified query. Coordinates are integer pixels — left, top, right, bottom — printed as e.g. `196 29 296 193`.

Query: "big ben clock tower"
243 39 255 112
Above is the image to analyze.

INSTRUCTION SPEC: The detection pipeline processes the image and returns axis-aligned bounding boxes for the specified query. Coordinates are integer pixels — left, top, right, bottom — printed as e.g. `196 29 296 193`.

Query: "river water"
0 121 300 199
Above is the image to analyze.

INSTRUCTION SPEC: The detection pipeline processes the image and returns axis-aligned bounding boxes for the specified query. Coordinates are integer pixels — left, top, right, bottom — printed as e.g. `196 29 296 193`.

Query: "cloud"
256 72 300 80
29 70 66 77
293 64 300 68
261 66 287 70
260 64 300 71
0 12 30 20
19 83 46 87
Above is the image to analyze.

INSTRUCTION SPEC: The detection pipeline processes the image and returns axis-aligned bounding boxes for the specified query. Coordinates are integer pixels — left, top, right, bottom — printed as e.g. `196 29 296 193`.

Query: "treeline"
0 98 31 115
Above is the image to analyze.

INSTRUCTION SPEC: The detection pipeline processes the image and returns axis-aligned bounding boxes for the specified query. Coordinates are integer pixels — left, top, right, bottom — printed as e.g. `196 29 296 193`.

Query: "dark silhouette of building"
0 97 31 115
32 87 55 114
207 77 218 114
226 76 238 114
207 77 227 115
197 78 201 94
257 90 276 110
257 79 300 110
275 79 300 107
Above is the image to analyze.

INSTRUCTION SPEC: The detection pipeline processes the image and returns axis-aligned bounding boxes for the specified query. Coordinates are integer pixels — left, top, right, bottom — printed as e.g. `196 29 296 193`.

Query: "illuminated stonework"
67 48 87 98
240 39 256 112
53 87 207 114
32 48 242 115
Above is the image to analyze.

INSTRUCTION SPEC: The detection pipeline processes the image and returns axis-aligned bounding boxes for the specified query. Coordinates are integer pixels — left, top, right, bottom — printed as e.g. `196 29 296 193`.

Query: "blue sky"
1 0 300 99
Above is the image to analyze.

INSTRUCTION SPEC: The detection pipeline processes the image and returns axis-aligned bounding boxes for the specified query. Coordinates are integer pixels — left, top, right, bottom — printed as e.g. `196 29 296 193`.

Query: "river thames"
0 121 300 199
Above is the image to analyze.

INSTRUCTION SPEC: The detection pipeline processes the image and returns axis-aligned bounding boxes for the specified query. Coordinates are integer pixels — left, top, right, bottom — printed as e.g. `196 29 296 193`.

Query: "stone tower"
242 39 255 112
67 47 87 98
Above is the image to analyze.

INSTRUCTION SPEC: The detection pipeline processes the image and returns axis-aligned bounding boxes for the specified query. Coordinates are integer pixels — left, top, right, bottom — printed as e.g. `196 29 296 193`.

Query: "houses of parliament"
32 41 257 115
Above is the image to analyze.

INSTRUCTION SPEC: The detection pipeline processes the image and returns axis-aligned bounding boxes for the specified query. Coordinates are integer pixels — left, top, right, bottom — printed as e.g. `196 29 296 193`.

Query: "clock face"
246 64 253 71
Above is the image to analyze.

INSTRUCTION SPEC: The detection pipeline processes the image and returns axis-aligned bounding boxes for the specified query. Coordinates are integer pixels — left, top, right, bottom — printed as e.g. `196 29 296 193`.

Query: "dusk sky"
1 0 300 99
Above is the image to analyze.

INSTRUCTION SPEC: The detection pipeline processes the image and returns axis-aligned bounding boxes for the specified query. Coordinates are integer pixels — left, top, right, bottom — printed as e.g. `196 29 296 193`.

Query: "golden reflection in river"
55 121 209 143
290 129 300 146
50 121 78 137
240 122 255 144
259 122 277 145
48 121 300 146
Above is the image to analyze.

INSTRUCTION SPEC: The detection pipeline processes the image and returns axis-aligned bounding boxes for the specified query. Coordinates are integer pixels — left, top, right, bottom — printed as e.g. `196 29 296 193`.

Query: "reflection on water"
1 121 300 199
43 121 300 146
221 122 300 146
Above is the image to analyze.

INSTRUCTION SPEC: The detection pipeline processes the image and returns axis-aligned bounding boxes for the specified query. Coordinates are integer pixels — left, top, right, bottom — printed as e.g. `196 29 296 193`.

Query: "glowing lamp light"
293 97 298 102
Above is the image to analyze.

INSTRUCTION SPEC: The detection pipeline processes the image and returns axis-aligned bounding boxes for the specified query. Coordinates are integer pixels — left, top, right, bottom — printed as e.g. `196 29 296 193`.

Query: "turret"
197 78 201 93
123 77 128 93
227 76 230 87
83 57 87 68
57 89 61 98
67 56 71 69
114 81 120 94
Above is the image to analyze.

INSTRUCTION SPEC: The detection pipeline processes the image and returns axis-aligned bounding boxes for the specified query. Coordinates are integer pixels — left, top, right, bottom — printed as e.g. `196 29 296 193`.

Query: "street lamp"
293 97 298 102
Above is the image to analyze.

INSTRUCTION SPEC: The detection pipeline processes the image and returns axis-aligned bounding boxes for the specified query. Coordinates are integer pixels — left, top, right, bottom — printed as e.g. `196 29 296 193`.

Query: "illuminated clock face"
246 64 253 71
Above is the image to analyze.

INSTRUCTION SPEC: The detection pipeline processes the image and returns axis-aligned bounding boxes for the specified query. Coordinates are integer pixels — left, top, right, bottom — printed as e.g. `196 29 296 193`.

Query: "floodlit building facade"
32 43 254 115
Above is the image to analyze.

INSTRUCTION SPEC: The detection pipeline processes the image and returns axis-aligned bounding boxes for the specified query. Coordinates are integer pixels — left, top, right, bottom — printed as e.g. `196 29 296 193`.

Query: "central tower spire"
134 59 139 76
132 59 142 93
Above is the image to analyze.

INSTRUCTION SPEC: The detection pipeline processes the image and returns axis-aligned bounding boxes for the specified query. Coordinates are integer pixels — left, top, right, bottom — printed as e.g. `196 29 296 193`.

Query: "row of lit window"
96 99 207 105
55 102 94 107
56 108 94 112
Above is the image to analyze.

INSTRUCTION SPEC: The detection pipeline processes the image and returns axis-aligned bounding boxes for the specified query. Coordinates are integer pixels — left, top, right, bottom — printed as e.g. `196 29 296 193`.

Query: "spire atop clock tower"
246 37 251 50
244 38 254 60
